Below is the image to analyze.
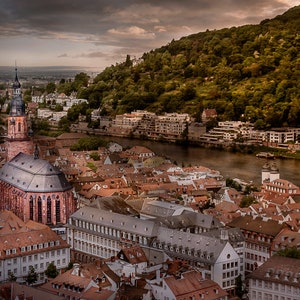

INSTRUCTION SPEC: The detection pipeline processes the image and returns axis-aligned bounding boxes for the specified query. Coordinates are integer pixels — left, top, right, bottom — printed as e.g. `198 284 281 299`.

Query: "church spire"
34 144 39 159
10 67 25 116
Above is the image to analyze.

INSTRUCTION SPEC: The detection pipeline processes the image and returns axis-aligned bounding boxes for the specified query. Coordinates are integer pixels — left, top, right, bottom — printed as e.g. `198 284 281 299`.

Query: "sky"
0 0 299 72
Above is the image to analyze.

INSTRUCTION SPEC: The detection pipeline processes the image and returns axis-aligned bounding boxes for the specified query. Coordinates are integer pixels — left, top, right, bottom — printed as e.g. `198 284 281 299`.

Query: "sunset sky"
0 0 299 71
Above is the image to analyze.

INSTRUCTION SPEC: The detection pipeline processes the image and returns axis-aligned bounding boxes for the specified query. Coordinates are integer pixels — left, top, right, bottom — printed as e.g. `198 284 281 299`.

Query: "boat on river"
256 152 275 159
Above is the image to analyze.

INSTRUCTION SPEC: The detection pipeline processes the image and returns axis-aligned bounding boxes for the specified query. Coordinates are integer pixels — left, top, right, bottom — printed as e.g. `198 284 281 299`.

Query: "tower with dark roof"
5 68 33 161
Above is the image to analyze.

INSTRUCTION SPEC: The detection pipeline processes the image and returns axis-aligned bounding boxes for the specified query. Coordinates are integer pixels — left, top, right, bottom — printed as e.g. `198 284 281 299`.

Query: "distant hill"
66 6 300 130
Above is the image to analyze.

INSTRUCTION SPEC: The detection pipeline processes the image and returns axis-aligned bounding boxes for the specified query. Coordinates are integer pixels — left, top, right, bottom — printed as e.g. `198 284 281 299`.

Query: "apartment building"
265 128 300 144
0 210 70 284
227 215 284 275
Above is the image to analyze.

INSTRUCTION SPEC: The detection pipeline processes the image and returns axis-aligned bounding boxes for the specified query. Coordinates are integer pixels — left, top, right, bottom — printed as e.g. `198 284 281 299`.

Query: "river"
101 136 300 186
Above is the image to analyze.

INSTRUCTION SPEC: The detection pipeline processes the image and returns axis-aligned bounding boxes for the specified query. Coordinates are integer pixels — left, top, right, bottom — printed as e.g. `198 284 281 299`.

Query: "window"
29 197 34 220
47 197 52 224
56 198 61 223
38 197 42 223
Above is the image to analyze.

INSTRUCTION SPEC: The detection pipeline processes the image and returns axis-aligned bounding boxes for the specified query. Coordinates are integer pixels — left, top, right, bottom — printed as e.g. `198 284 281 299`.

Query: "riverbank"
46 121 300 161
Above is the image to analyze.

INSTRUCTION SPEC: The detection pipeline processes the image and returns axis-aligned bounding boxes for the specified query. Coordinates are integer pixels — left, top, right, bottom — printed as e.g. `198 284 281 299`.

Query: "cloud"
76 51 106 58
0 0 297 68
108 26 155 39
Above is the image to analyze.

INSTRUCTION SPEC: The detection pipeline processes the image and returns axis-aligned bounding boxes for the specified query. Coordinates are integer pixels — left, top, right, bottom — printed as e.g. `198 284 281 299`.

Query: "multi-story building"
67 206 159 262
0 210 70 284
66 206 243 295
227 215 284 275
248 255 300 300
155 113 190 140
265 128 300 145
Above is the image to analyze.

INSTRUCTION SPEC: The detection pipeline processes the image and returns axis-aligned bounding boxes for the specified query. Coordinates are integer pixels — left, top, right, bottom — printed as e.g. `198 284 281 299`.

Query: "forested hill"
70 6 300 130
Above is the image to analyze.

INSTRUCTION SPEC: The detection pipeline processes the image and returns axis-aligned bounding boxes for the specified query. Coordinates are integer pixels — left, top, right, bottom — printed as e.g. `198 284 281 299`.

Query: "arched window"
18 122 21 132
56 198 61 223
47 196 52 224
29 196 34 220
38 197 42 223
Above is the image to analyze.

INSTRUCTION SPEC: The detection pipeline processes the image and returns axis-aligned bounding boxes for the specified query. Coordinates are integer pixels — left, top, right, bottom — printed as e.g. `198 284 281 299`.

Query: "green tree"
277 248 300 259
46 82 56 94
25 266 38 285
90 152 100 161
65 261 74 271
8 271 17 282
240 196 256 208
235 274 247 299
70 137 108 151
58 116 71 132
45 262 59 278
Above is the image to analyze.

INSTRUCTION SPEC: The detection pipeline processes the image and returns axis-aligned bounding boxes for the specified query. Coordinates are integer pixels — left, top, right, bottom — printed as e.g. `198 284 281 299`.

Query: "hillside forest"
25 6 300 131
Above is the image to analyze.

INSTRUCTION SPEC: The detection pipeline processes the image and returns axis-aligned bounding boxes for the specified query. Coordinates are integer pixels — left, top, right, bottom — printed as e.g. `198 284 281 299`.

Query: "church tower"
5 68 33 161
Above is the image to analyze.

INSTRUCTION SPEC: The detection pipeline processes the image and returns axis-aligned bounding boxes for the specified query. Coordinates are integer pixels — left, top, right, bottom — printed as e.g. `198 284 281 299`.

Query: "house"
271 228 300 254
107 142 123 153
201 109 217 123
151 226 241 295
0 282 64 300
151 270 228 300
140 199 194 219
247 255 300 300
126 146 155 160
39 262 116 300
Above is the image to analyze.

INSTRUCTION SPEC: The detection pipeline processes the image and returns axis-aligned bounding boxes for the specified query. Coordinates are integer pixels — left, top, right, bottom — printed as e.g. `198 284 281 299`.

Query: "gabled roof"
164 270 227 299
40 262 114 300
118 245 148 264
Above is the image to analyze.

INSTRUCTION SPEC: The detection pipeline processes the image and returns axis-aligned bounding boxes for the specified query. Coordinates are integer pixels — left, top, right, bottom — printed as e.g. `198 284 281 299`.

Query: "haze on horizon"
0 0 299 72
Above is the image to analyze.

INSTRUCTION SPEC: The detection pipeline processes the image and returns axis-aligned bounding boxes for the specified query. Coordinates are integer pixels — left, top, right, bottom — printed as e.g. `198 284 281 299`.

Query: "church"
0 68 76 225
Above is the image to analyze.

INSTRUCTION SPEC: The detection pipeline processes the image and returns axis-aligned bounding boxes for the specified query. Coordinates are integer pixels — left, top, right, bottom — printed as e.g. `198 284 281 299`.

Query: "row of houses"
78 110 300 146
